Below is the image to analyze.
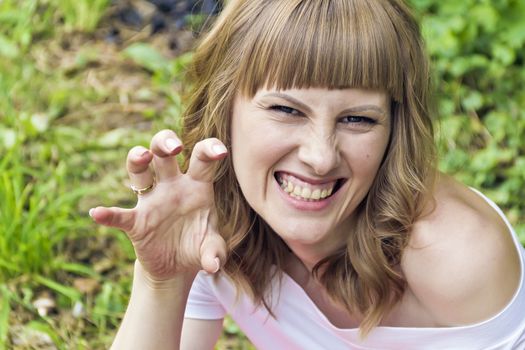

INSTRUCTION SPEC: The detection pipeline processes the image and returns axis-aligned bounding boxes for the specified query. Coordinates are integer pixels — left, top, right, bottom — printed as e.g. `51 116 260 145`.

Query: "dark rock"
118 6 143 27
105 27 121 44
147 0 178 14
151 13 167 34
168 38 178 51
107 0 223 51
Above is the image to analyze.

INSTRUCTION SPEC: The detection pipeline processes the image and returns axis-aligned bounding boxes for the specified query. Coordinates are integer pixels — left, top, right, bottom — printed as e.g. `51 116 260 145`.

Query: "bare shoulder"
401 173 521 326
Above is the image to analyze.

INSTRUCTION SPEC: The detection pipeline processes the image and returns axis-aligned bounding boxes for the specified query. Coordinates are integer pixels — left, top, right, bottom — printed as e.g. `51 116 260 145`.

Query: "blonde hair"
181 0 436 336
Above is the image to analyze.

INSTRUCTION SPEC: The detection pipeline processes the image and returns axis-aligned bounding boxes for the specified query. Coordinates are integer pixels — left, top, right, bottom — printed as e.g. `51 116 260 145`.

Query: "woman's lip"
275 171 341 185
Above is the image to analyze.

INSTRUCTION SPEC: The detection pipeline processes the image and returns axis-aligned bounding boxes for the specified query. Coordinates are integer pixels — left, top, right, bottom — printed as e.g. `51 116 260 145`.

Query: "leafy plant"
52 0 111 33
0 0 55 54
409 0 525 242
0 0 523 348
0 144 90 283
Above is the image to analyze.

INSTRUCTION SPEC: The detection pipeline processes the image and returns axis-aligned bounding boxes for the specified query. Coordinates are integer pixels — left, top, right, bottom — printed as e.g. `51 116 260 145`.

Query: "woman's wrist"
133 260 197 291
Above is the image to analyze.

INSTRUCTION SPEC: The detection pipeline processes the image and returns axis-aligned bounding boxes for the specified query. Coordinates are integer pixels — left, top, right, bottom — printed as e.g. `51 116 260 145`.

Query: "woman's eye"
341 116 376 124
269 105 301 116
339 116 377 131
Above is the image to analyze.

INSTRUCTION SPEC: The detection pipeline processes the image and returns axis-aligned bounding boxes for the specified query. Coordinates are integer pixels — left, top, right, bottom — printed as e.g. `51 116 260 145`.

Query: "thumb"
200 231 227 274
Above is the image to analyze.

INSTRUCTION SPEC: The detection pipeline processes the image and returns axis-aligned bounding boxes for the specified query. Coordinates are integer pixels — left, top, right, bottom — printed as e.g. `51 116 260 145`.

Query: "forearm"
111 260 197 350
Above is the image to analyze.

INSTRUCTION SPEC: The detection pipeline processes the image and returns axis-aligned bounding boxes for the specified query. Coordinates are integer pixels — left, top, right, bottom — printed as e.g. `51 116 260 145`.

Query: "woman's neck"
283 214 356 274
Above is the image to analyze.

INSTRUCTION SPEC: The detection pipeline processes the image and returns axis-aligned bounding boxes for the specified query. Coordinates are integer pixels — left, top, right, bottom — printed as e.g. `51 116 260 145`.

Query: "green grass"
0 0 253 347
0 146 89 281
0 0 523 348
56 0 111 33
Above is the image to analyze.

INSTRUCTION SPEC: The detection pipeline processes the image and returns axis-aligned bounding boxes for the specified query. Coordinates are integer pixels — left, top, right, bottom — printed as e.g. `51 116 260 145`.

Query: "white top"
185 191 525 349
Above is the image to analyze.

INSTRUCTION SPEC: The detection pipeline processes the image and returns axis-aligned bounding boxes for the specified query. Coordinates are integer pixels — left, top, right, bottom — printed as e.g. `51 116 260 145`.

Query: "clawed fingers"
187 138 228 183
89 206 136 232
150 129 183 181
92 133 229 278
127 146 155 195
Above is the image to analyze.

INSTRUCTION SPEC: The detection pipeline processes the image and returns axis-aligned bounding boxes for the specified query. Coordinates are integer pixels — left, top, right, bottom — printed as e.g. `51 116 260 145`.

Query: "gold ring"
130 180 155 195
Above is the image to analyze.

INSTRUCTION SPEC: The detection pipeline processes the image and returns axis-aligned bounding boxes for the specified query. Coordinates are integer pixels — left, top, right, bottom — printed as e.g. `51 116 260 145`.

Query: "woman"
90 0 525 349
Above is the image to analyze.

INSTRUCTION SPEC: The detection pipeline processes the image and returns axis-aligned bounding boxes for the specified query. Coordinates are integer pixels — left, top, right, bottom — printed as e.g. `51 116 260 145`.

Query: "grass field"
0 0 253 348
1 0 523 349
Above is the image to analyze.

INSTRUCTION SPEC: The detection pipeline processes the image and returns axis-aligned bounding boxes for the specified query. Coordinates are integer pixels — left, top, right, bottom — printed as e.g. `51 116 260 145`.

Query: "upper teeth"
278 174 335 201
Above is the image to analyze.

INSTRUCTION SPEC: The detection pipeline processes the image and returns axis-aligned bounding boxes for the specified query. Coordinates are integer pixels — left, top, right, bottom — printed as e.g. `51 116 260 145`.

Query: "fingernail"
165 138 182 153
141 149 150 157
88 208 95 218
213 257 220 273
212 144 227 155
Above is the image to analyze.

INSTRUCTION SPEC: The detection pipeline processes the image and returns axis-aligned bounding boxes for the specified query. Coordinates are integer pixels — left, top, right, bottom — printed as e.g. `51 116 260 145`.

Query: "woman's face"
231 87 391 258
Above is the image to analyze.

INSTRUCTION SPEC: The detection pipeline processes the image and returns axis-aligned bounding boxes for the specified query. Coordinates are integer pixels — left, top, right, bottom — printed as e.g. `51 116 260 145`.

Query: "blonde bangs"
234 0 404 101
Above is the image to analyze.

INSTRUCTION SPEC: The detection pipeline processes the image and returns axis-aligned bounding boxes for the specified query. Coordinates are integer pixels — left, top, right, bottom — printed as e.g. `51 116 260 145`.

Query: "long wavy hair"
181 0 437 336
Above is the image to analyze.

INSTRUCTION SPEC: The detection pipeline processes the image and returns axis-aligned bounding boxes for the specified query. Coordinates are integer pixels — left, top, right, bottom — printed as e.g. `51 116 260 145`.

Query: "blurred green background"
0 0 523 348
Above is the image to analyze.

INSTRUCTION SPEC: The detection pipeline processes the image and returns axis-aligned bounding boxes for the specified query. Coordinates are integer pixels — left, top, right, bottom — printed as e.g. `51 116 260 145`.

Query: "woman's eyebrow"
262 93 312 113
340 105 387 116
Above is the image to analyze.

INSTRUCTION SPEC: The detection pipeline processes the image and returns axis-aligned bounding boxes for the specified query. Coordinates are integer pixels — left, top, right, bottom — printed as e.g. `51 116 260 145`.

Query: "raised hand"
90 129 228 281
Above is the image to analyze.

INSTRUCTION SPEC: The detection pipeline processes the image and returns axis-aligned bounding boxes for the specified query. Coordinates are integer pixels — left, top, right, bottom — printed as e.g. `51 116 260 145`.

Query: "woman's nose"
297 130 340 176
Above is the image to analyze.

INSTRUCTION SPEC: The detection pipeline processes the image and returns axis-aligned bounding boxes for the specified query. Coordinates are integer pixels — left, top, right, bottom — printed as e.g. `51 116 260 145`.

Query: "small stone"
32 296 56 317
73 277 100 294
10 325 57 349
72 301 85 318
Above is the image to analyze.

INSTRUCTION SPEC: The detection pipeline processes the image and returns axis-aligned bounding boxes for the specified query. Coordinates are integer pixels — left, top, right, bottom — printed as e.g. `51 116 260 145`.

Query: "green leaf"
471 4 499 33
491 43 515 65
461 90 484 111
449 55 488 77
0 35 19 58
171 51 193 77
97 128 134 148
123 43 170 75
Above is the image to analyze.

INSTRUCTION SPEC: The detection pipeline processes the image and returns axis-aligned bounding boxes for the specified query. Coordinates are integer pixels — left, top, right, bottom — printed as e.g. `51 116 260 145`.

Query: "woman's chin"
275 223 337 247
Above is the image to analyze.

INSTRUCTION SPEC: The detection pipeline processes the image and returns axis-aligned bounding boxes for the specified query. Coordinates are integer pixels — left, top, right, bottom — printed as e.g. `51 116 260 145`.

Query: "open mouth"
274 172 345 202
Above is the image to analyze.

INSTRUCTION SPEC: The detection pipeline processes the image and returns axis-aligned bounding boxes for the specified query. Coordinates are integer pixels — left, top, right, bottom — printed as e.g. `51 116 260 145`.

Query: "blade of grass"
54 262 99 279
33 275 80 302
